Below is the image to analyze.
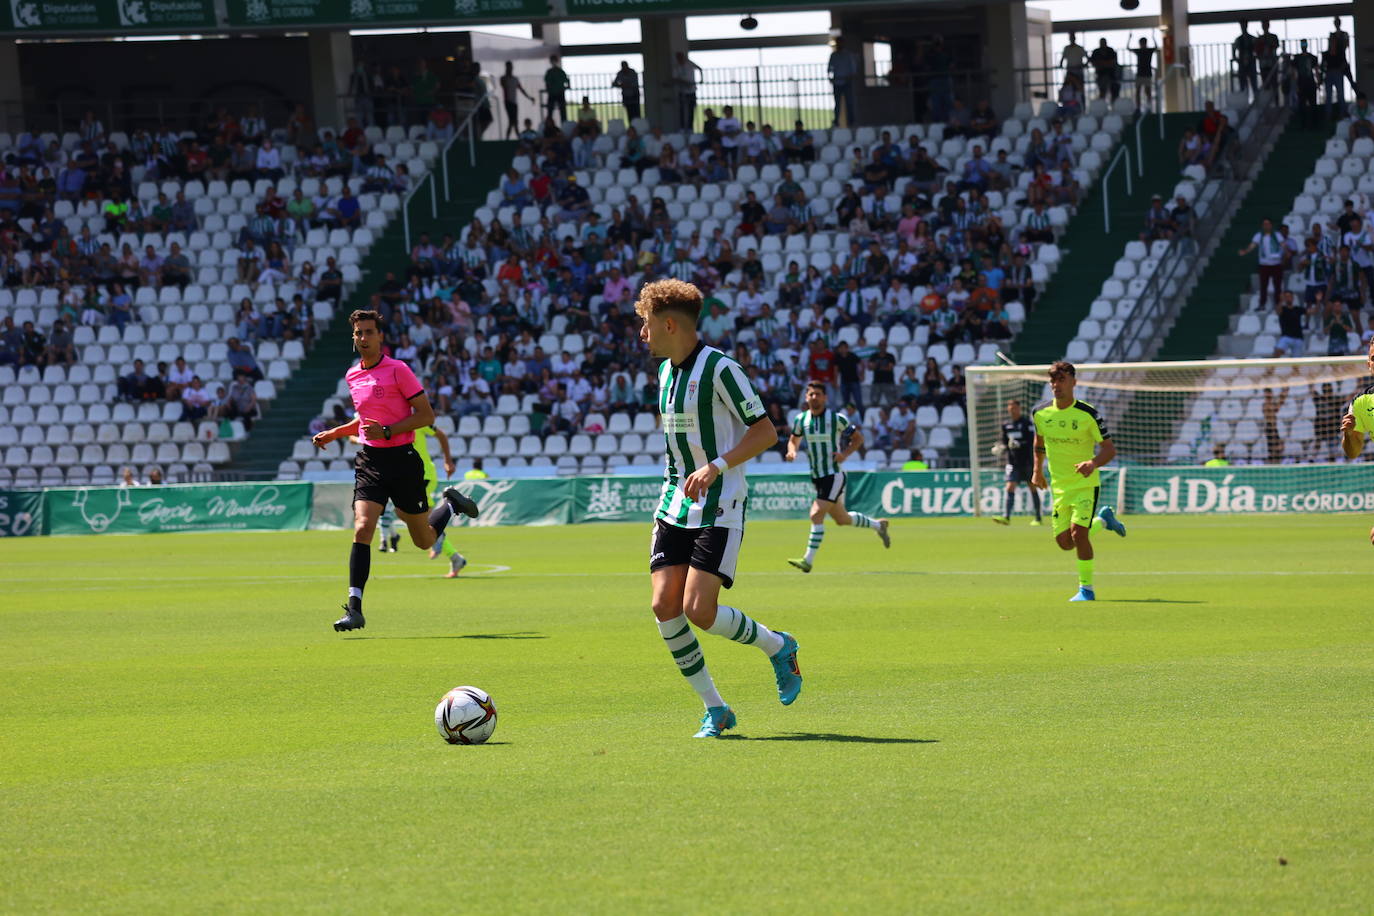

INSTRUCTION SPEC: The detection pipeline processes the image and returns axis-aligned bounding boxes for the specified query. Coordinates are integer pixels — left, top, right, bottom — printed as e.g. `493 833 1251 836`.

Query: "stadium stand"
0 116 434 487
283 96 1134 479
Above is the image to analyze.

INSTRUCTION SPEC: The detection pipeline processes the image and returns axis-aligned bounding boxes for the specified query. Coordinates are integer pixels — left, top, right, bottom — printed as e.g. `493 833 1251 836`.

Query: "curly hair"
633 279 701 324
1048 359 1076 379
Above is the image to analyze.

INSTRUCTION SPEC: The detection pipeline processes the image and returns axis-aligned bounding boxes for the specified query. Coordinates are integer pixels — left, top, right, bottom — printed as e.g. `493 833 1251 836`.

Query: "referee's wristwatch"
382 425 392 440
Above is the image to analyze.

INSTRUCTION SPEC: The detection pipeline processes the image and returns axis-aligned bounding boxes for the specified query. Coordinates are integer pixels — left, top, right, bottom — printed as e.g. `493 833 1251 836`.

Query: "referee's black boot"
443 487 481 518
334 597 365 632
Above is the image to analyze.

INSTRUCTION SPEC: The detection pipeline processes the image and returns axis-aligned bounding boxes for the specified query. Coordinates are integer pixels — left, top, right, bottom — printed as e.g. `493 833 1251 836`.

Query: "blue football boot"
770 633 803 705
693 705 736 738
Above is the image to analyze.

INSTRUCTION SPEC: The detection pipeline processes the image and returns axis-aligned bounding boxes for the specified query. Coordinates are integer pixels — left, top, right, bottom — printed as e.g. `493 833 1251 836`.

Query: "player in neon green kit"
412 424 470 577
1030 360 1127 602
1339 336 1374 545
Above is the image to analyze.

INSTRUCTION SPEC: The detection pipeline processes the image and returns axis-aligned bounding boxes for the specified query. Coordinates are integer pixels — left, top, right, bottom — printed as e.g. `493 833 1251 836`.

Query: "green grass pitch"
5 515 1372 913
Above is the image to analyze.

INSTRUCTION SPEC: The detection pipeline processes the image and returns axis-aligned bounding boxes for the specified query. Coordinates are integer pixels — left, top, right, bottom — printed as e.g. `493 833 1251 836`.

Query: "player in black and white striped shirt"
784 381 890 572
636 279 802 739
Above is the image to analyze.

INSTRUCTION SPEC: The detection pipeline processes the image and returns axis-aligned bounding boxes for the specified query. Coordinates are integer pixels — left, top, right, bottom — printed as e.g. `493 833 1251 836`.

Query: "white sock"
657 614 724 708
707 605 786 657
348 586 363 599
804 523 824 564
850 512 874 529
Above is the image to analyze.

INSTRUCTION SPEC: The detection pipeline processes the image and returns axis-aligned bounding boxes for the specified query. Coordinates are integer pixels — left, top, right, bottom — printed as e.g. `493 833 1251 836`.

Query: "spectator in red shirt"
807 338 836 395
529 172 552 205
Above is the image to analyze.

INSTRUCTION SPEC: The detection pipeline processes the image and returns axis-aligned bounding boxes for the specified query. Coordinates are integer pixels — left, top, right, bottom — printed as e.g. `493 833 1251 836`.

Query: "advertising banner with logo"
224 0 546 28
0 490 42 537
1119 465 1374 515
43 483 312 536
2 0 213 32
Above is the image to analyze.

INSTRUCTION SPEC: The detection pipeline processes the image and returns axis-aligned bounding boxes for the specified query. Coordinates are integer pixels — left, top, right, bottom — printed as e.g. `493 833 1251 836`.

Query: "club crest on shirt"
371 385 386 398
687 380 698 399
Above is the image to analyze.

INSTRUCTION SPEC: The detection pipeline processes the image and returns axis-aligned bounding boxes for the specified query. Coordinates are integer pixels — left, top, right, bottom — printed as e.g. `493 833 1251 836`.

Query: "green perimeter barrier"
41 482 313 536
10 467 1374 537
0 489 43 536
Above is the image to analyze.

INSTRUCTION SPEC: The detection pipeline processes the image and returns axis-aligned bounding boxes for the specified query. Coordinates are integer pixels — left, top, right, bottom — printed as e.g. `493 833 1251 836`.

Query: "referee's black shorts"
354 444 430 514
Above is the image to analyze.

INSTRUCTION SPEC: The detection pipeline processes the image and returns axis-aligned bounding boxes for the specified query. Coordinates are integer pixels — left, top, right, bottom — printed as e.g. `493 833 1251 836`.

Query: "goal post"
965 355 1373 518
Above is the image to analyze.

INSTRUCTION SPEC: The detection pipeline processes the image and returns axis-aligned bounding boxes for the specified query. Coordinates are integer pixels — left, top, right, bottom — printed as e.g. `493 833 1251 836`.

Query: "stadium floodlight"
740 14 759 30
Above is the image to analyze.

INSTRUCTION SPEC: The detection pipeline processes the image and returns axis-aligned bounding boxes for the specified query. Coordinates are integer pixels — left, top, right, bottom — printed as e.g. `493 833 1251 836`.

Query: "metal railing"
1103 67 1289 364
1101 145 1133 234
402 101 485 253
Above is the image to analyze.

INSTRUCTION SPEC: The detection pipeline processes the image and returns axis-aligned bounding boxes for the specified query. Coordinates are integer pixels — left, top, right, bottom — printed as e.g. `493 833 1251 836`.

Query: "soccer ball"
435 686 498 745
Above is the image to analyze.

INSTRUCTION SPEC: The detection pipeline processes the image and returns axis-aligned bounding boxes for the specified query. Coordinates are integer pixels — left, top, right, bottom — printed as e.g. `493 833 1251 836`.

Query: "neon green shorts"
1051 486 1100 536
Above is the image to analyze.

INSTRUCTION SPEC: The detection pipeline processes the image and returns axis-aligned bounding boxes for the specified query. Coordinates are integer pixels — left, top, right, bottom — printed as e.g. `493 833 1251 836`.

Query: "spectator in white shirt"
717 106 742 163
255 139 284 182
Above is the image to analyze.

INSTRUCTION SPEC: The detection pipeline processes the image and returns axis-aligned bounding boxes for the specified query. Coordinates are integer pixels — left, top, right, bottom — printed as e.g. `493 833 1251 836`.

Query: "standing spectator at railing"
1325 19 1354 120
1090 39 1121 103
499 61 535 140
1239 217 1287 310
612 61 640 122
543 55 571 125
1254 20 1280 90
1060 33 1087 86
828 37 860 127
672 51 703 130
1290 40 1321 128
1133 39 1156 109
411 59 438 126
1232 22 1258 97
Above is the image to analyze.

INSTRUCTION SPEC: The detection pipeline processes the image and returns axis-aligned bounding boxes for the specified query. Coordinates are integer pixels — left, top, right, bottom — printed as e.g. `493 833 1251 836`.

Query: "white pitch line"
10 567 1366 592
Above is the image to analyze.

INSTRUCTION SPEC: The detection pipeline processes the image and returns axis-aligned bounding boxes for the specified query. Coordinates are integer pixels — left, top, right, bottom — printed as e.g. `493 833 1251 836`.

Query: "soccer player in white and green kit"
1030 361 1127 602
784 381 890 572
1339 337 1374 545
636 279 802 738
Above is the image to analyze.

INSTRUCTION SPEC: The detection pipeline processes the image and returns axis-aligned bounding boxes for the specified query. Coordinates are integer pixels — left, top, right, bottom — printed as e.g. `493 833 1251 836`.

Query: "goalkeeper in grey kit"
993 399 1043 525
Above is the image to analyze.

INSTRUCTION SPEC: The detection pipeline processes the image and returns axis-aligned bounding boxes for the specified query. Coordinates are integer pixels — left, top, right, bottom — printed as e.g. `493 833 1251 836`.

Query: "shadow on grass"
725 733 939 744
345 632 547 641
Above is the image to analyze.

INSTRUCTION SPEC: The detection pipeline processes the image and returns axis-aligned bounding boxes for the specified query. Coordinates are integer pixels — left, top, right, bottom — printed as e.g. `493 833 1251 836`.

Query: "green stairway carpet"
1013 112 1198 364
1155 121 1330 361
228 139 518 477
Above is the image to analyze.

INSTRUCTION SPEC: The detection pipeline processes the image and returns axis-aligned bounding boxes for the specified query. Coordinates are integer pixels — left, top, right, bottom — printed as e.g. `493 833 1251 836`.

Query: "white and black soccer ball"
435 686 498 745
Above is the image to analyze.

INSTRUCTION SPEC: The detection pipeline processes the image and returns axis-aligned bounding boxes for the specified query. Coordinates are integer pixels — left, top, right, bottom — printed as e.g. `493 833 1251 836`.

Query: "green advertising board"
1118 465 1374 515
43 482 313 536
225 0 548 28
0 489 43 537
2 0 214 33
565 0 883 14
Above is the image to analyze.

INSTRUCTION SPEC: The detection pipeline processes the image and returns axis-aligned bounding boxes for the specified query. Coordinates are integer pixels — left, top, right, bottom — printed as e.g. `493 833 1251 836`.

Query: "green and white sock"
657 614 724 708
708 605 786 657
850 512 874 529
1077 558 1094 588
803 524 824 564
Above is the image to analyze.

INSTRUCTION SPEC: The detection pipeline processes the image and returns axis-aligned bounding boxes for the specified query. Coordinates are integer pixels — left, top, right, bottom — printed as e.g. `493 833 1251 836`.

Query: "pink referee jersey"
346 355 424 447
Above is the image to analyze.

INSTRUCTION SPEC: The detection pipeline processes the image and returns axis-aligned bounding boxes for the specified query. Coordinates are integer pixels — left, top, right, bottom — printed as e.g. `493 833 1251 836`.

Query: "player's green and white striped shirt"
790 408 851 478
656 341 768 530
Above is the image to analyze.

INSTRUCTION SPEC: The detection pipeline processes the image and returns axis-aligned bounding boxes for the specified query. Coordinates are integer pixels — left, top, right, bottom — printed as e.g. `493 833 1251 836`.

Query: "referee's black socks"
349 541 370 598
428 499 454 537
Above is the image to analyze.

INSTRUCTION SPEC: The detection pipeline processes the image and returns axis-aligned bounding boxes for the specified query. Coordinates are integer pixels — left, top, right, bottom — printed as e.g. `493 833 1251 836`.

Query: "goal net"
965 356 1374 517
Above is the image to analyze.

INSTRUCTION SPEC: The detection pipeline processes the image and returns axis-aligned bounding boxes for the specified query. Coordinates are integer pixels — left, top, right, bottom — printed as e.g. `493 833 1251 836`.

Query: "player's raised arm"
314 416 359 449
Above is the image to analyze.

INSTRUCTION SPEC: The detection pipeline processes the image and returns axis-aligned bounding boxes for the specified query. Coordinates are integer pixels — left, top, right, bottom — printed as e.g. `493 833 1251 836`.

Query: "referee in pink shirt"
313 309 478 631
